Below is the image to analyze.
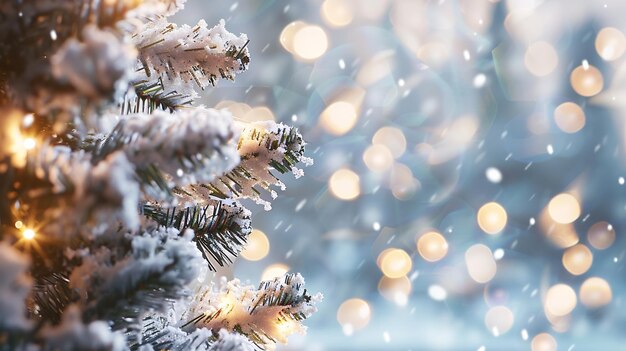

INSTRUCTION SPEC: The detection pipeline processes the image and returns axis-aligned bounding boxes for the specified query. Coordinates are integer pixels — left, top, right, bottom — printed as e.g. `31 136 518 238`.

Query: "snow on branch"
130 18 250 109
22 145 140 238
142 198 252 270
178 273 322 348
193 121 312 210
40 305 125 351
0 243 32 332
95 107 240 191
69 227 203 328
0 0 185 113
51 25 136 100
137 325 255 351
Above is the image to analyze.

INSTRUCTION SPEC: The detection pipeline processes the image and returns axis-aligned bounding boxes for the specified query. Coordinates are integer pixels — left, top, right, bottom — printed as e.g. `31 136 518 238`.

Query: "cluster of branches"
0 1 319 350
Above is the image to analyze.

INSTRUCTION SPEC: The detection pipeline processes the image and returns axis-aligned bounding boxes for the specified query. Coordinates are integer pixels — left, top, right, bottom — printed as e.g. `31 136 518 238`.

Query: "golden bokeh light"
321 0 353 27
484 305 514 336
595 27 626 61
554 102 585 134
539 207 580 248
465 244 497 284
524 41 559 77
562 244 593 276
279 21 307 54
363 144 394 172
241 229 270 261
379 248 412 278
416 231 448 262
328 168 360 201
319 101 358 136
548 193 580 224
531 333 557 351
372 127 407 159
579 277 612 309
336 298 371 335
389 163 420 201
378 276 412 306
587 221 615 250
477 202 508 234
261 263 289 281
544 284 577 317
293 25 328 60
570 64 604 97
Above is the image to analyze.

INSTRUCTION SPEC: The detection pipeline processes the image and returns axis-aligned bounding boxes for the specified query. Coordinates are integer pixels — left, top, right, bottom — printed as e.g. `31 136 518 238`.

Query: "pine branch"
141 199 252 271
185 122 311 210
7 145 141 239
75 227 203 329
95 108 239 192
178 274 321 348
31 273 78 325
136 321 256 351
0 0 184 113
131 17 250 108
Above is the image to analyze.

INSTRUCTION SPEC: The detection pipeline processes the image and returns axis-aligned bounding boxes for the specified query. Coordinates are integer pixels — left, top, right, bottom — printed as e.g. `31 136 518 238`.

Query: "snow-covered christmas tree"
0 1 320 350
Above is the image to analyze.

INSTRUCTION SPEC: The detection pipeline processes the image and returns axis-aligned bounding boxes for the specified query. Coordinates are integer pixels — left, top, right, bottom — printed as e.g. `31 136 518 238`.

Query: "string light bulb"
22 228 36 240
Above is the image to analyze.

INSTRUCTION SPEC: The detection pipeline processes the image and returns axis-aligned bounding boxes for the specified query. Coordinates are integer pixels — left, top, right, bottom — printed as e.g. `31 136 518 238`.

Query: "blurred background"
174 1 626 350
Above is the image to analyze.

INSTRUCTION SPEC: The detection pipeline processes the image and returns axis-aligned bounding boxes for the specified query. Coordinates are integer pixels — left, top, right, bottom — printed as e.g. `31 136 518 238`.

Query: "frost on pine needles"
0 1 318 350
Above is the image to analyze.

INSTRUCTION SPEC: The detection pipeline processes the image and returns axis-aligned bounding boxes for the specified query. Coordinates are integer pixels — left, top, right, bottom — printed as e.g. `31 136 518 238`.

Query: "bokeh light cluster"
175 0 626 349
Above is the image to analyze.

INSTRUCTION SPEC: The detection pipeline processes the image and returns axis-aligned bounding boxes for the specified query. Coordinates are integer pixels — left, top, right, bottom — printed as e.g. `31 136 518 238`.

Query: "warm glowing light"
465 244 497 283
279 21 307 54
22 228 36 240
595 27 626 61
562 244 593 276
548 193 580 224
23 137 36 150
484 306 514 336
378 276 411 306
587 221 615 250
293 25 328 60
337 298 371 335
241 229 270 261
524 41 559 77
579 277 612 309
417 231 448 262
570 64 604 97
389 163 420 201
531 333 557 351
319 101 358 136
14 221 23 229
544 284 577 317
372 127 407 159
242 106 275 122
363 144 393 172
554 102 585 134
261 263 289 281
477 202 507 234
321 0 353 27
328 168 360 201
379 248 412 278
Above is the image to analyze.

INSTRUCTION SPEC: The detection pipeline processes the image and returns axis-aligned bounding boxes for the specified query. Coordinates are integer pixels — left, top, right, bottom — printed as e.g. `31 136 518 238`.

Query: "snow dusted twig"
51 25 136 100
130 18 250 110
192 121 312 210
142 198 252 270
96 107 240 189
178 273 322 347
0 243 32 332
70 227 203 328
40 305 126 351
21 146 140 237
